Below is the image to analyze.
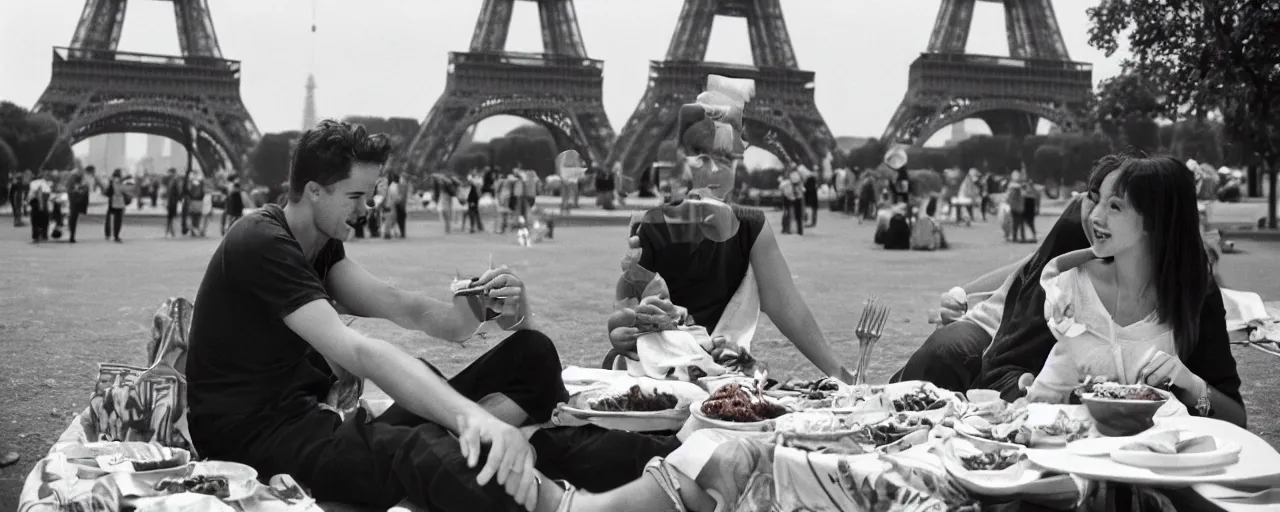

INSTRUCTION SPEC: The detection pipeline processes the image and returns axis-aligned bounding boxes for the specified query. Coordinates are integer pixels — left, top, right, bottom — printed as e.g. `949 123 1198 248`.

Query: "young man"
185 120 674 512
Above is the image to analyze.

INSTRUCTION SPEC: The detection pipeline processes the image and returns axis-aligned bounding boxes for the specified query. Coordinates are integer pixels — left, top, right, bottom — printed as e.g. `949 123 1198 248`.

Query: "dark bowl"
1080 387 1173 437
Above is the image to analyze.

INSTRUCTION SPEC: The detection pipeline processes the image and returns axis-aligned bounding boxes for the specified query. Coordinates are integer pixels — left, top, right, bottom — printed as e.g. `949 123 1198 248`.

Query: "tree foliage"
0 101 75 172
1089 0 1280 227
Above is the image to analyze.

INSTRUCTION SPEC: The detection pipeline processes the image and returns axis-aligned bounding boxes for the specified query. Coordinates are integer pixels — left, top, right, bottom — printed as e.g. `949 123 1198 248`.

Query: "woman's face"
1088 171 1147 258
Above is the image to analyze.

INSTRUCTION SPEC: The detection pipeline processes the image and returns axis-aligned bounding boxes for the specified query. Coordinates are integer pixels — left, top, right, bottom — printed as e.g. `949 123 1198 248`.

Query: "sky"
0 0 1129 160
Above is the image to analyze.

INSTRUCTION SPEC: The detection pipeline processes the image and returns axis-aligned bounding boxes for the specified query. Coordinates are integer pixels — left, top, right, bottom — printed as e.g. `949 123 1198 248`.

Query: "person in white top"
1024 156 1245 426
27 172 53 242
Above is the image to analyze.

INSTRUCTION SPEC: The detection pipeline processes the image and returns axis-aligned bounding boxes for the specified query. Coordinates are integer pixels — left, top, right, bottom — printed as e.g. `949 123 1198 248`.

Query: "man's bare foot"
0 450 19 468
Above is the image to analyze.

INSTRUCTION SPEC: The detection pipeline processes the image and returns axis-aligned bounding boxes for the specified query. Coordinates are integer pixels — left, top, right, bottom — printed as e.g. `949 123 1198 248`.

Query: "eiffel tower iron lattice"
34 0 260 173
607 0 835 194
881 0 1092 146
400 0 615 175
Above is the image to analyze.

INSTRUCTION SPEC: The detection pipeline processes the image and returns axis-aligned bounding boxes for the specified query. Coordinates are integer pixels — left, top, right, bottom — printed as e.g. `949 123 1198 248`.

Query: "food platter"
689 383 790 432
559 381 705 432
1025 416 1280 486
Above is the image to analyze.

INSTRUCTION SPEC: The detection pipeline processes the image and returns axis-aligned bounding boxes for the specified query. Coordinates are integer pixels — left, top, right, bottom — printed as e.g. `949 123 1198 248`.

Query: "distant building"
302 74 317 131
87 134 128 173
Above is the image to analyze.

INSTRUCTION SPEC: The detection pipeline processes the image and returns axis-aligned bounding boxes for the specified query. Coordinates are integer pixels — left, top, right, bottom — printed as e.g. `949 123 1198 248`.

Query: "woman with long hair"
1026 156 1245 426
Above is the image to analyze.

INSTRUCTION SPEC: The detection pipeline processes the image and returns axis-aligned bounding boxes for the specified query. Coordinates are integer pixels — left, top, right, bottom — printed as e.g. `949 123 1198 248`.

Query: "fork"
853 296 891 386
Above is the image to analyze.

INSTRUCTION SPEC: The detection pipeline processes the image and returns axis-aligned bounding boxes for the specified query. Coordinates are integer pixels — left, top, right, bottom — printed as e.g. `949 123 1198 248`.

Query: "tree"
1031 145 1066 185
249 131 300 188
1093 69 1162 140
1121 117 1161 153
1169 120 1225 167
0 102 75 171
1090 0 1280 227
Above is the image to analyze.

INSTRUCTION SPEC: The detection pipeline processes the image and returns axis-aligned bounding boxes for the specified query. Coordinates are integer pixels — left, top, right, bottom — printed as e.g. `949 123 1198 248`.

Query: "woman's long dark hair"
1110 155 1209 358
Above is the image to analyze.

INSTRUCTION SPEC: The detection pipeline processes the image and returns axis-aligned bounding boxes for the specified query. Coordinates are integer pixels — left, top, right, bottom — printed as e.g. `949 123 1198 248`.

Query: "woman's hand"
1136 350 1204 395
609 326 642 358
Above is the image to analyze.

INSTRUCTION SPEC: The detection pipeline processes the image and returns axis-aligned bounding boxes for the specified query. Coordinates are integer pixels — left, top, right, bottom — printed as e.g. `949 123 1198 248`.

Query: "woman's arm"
1180 283 1247 427
751 221 853 382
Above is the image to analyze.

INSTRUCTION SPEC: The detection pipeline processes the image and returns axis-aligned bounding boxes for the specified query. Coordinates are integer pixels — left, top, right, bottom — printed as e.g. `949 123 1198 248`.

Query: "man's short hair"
288 119 392 202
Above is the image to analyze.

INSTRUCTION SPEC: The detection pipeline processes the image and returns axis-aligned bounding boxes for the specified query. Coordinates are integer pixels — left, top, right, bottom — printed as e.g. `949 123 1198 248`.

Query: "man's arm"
750 221 853 382
285 299 489 430
325 258 480 343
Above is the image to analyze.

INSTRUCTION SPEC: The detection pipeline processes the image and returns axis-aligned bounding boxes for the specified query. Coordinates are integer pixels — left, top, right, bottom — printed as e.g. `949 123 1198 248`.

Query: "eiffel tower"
608 0 835 193
401 0 615 174
34 0 260 173
881 0 1092 145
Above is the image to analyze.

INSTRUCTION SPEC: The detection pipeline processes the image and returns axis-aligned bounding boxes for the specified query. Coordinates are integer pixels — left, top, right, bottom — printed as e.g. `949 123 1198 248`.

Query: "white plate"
1110 435 1241 470
938 438 1045 496
1025 416 1280 486
559 385 696 432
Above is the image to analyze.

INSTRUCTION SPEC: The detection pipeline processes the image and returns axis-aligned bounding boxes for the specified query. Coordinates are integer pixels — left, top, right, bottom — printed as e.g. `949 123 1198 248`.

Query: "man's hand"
475 265 529 330
457 414 539 511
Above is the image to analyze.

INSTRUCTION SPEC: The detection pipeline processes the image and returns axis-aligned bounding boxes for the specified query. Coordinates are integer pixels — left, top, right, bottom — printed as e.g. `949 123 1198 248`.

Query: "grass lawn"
2 210 1278 508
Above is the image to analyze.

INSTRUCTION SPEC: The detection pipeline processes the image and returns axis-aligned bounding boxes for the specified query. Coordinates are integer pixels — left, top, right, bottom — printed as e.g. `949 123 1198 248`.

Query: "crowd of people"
5 165 247 243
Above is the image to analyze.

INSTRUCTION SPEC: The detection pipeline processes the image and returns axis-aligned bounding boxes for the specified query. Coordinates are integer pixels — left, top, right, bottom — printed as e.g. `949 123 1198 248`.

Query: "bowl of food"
691 383 789 432
1079 383 1172 437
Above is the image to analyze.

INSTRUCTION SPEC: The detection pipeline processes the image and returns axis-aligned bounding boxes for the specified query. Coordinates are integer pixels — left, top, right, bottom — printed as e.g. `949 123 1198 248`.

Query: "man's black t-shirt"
632 203 765 332
185 204 346 459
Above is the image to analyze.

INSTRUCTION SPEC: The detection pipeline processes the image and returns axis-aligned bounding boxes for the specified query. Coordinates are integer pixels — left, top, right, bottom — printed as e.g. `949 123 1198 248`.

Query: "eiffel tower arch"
881 0 1093 146
400 0 615 175
608 0 836 193
33 0 259 173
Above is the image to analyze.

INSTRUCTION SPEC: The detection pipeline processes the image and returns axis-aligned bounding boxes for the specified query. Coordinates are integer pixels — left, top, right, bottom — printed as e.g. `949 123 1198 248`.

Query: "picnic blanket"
19 413 323 512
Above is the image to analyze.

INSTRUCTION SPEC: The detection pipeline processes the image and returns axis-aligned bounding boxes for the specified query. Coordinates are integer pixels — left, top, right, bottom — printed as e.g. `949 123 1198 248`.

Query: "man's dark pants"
890 320 992 392
222 331 679 511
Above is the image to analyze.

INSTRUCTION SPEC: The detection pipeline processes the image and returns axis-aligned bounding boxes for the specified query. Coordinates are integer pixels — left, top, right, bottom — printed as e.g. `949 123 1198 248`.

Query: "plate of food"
765 377 844 409
952 403 1092 448
1110 429 1241 471
773 409 894 454
1078 382 1173 437
1026 416 1280 486
938 437 1042 496
690 383 790 432
560 384 696 432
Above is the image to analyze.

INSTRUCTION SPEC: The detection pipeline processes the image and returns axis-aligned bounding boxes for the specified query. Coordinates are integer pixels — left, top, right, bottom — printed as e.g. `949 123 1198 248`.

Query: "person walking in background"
395 174 410 238
67 168 90 243
28 171 52 243
780 169 804 235
1005 170 1025 243
1020 176 1040 243
437 173 456 234
164 168 181 237
180 169 195 236
803 167 819 228
465 175 483 233
222 177 245 235
8 172 24 227
104 169 128 243
954 168 980 226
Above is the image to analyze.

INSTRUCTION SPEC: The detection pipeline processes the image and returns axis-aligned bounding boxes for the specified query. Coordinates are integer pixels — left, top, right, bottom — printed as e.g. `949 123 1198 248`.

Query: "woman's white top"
1028 249 1187 415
